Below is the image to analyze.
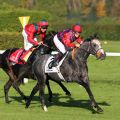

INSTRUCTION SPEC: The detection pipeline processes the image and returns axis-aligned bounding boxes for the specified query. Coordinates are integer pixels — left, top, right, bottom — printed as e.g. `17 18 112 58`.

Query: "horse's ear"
89 35 94 39
84 33 100 42
84 35 95 42
84 37 91 42
93 33 100 39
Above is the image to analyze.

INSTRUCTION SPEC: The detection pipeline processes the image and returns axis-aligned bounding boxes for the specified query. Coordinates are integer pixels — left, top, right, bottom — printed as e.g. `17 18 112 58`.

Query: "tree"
96 0 106 17
111 0 120 18
21 0 36 9
66 0 97 20
66 0 82 17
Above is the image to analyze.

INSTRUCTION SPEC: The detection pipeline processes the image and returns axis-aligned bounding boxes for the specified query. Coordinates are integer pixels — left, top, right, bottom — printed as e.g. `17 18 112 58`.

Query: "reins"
80 41 102 56
72 48 77 60
71 40 102 61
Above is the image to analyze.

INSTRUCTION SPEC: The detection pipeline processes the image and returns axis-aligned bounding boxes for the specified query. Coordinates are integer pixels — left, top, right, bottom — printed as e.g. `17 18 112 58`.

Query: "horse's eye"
93 44 96 47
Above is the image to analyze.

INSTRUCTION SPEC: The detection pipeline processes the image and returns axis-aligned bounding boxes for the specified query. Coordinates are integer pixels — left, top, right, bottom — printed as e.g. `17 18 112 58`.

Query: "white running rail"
0 50 120 56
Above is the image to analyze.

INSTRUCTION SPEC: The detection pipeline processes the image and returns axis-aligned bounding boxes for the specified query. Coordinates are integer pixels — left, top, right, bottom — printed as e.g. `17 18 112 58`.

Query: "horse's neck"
74 48 90 62
65 49 89 66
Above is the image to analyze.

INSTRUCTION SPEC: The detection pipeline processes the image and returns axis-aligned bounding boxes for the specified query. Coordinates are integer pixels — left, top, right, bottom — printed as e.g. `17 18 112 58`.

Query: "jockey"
22 19 49 51
49 24 83 68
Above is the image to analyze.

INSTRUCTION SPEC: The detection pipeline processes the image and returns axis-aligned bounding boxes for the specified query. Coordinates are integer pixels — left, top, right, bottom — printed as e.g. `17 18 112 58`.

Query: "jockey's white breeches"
53 35 66 54
22 30 37 51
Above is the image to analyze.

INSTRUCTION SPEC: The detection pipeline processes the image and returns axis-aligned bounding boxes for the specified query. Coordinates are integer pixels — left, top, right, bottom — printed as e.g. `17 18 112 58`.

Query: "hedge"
0 9 120 49
0 23 119 49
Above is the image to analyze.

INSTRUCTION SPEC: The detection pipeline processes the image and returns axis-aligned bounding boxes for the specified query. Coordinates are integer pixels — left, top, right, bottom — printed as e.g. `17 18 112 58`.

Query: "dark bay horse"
25 35 106 113
0 32 71 103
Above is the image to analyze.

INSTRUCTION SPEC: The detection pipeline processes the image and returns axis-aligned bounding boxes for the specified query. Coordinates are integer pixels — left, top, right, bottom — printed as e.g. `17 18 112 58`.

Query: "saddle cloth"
8 49 31 64
45 52 68 81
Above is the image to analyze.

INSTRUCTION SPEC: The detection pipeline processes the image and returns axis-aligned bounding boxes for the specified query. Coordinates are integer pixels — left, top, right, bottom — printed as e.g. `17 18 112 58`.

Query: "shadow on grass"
0 95 24 104
8 93 110 113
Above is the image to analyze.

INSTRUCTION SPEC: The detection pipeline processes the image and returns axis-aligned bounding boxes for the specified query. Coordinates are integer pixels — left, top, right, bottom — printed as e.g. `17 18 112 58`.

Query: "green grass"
101 40 120 52
0 41 120 120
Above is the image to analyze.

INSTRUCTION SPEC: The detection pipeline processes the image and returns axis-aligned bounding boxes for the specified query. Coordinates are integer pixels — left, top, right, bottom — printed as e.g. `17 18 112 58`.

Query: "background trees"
66 0 120 19
111 0 120 18
21 0 36 9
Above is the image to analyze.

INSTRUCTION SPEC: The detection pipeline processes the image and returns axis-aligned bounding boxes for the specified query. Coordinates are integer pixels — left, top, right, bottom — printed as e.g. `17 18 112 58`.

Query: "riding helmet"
72 24 82 33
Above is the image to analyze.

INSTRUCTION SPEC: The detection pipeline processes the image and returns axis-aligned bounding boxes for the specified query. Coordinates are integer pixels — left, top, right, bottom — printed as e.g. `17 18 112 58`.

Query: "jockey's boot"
48 52 64 69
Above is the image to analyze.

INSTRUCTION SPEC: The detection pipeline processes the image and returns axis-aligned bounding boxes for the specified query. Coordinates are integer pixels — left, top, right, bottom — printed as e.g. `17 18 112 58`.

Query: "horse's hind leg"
46 78 71 102
54 80 71 96
12 79 27 102
38 79 47 111
26 83 39 108
4 79 12 103
26 75 47 111
46 79 53 102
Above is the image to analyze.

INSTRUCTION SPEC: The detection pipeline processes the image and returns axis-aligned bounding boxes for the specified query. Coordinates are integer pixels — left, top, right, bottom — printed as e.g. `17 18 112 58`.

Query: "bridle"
80 40 103 56
90 41 103 55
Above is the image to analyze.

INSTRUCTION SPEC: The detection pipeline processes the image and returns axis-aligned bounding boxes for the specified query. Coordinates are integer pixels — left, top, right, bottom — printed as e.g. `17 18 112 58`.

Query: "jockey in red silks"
49 24 83 68
22 19 49 51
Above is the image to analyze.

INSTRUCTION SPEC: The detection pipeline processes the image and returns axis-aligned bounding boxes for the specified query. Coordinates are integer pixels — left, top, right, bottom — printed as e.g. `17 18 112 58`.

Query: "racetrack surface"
0 55 120 120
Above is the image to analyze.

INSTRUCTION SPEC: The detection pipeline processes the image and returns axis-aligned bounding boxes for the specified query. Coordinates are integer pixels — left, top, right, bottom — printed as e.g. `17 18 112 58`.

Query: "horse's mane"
44 31 58 51
84 33 100 42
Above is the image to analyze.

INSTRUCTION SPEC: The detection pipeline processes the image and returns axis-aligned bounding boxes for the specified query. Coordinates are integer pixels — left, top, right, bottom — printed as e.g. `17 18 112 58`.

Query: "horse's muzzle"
96 51 106 60
100 52 106 60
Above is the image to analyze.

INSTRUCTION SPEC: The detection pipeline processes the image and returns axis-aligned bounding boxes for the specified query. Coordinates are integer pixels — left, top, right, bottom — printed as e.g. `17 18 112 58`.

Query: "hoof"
5 100 11 104
92 106 103 113
66 92 71 96
48 98 52 103
25 106 28 109
97 107 103 113
25 103 29 109
42 105 48 112
90 103 103 113
25 101 30 108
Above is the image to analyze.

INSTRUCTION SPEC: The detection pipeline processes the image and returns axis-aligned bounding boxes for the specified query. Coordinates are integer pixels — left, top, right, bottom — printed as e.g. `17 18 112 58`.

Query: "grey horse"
25 35 106 113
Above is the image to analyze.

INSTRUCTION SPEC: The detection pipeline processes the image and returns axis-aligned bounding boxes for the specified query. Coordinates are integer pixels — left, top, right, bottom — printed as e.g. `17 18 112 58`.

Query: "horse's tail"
0 53 3 67
0 48 18 67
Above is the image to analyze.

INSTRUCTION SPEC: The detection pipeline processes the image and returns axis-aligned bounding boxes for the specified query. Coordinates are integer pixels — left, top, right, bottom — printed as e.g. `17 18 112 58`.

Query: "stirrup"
48 61 58 69
48 62 52 69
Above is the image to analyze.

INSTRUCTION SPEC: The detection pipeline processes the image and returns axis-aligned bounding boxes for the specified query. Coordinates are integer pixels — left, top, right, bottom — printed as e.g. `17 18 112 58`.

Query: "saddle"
8 44 50 65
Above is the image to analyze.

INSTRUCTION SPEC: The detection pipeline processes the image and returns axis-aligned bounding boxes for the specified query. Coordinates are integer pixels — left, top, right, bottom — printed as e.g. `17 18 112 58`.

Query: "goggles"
41 26 48 29
74 31 81 34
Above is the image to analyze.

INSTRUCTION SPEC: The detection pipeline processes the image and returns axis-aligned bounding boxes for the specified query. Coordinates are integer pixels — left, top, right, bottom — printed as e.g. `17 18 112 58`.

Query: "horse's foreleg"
82 82 103 113
4 79 12 103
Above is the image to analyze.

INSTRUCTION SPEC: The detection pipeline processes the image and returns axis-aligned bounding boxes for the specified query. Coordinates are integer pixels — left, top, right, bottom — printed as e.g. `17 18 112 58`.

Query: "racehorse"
0 31 71 103
25 34 106 113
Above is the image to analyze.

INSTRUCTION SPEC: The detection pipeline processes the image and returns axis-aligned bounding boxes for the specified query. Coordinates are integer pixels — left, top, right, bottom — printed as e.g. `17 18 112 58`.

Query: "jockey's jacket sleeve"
76 37 83 44
27 25 39 45
62 33 75 48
